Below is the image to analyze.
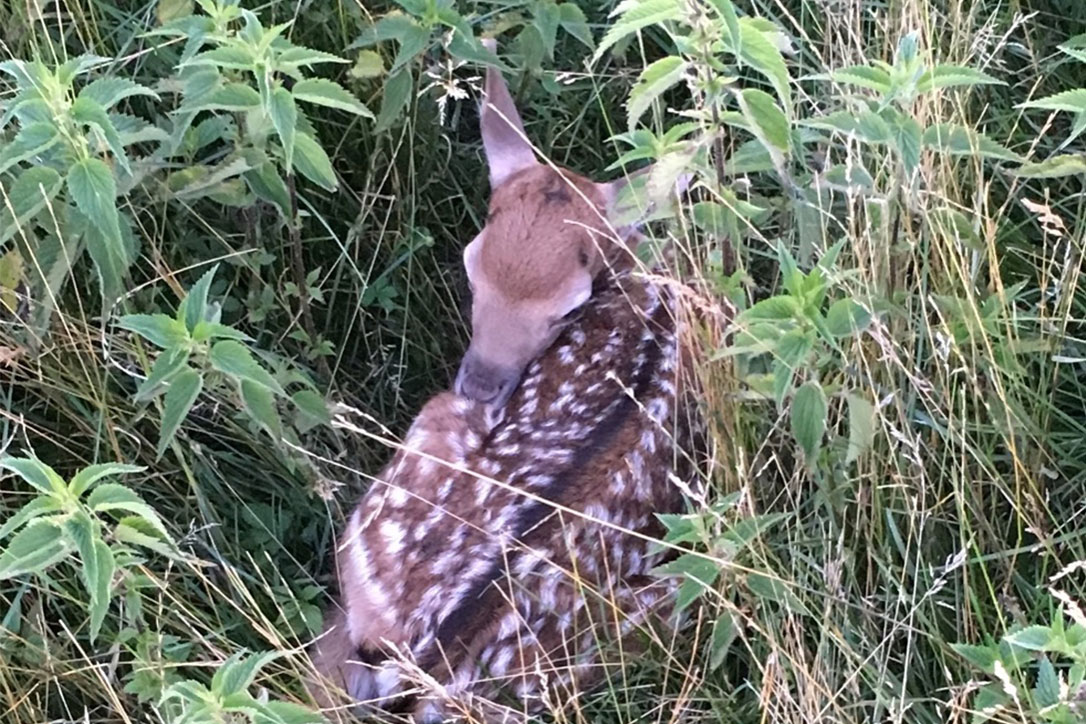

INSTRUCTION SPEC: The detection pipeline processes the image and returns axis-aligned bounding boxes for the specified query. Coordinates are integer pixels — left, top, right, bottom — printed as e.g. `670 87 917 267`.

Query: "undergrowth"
1 0 1085 723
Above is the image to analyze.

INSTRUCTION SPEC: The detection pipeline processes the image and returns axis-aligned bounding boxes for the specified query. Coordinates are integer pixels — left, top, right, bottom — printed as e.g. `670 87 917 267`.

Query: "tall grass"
1 0 1084 722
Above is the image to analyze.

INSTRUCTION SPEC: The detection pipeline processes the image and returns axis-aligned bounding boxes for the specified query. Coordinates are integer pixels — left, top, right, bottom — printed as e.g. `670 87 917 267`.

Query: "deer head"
455 41 680 408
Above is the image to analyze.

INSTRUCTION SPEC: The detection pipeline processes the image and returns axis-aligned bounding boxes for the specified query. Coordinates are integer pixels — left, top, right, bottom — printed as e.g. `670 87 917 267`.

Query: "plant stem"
286 173 332 381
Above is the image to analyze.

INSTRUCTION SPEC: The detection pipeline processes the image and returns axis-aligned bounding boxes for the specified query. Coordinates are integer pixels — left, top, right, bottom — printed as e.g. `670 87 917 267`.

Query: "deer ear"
599 165 692 237
480 39 536 188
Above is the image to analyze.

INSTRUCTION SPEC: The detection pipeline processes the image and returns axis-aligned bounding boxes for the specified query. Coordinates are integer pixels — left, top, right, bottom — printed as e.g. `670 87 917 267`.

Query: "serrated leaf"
243 161 291 217
594 0 682 63
135 347 191 402
179 265 217 332
0 122 59 175
291 133 337 191
254 700 325 724
1 456 65 495
68 157 127 300
1019 88 1086 113
627 56 686 131
818 65 891 94
212 650 282 697
389 21 430 76
79 77 160 110
71 96 131 172
268 87 297 169
916 65 1003 94
0 166 64 246
534 0 560 60
747 571 808 614
706 0 740 54
1015 154 1086 178
1005 625 1053 652
825 298 871 336
738 88 790 154
292 389 330 430
241 379 282 439
156 369 203 460
950 642 998 674
1034 656 1060 708
736 19 791 109
192 321 251 343
111 112 170 146
791 381 826 461
74 519 114 643
117 313 189 348
183 46 254 70
709 609 738 671
0 519 71 579
69 462 145 498
209 340 284 394
292 78 372 118
558 3 594 48
738 295 800 324
801 110 890 144
276 46 348 67
654 552 718 613
188 83 261 111
883 108 922 174
922 123 1020 162
87 483 171 540
376 67 413 132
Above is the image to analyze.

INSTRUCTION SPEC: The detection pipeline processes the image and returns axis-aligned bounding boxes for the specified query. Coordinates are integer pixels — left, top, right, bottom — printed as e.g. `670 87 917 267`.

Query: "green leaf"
87 483 171 540
79 77 160 110
67 511 113 643
1015 154 1086 178
594 0 682 63
950 642 998 674
706 0 741 55
825 298 871 337
746 572 809 614
738 88 790 154
654 552 718 613
389 21 430 76
776 329 813 372
241 379 282 439
819 65 891 94
737 295 800 323
709 609 738 671
212 650 282 697
916 65 1003 93
627 56 686 131
243 162 291 217
883 108 922 174
183 46 254 70
117 314 189 348
922 123 1020 162
209 340 284 394
0 496 62 540
68 157 126 298
0 519 71 579
0 122 59 175
276 46 349 67
1005 625 1053 652
292 78 372 118
845 393 875 464
0 166 65 246
1 456 65 495
71 96 131 172
801 110 890 144
254 700 325 724
292 132 338 190
156 369 203 460
791 381 826 461
111 112 170 146
187 83 261 111
135 347 192 402
558 3 594 49
736 19 791 109
180 265 218 332
534 0 561 60
350 50 385 79
1034 656 1060 708
376 67 413 132
69 462 145 498
1019 88 1086 113
269 87 297 169
292 389 331 430
192 321 251 343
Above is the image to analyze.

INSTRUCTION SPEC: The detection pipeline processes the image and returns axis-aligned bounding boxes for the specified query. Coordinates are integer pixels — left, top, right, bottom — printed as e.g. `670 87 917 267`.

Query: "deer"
308 40 690 723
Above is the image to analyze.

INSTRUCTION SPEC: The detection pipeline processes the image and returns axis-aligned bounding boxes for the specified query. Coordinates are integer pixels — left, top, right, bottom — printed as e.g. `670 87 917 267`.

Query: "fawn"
310 42 688 722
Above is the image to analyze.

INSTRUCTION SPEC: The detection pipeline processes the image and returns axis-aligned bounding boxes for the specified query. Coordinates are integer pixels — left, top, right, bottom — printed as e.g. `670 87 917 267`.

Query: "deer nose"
455 354 517 407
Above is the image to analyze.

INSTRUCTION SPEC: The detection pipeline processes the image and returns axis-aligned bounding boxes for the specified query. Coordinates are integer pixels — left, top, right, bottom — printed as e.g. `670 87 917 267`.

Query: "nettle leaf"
594 0 682 63
791 380 827 461
209 340 284 394
67 157 127 299
180 264 218 332
255 700 324 724
709 609 738 671
736 19 791 109
240 379 283 439
292 389 331 432
191 321 251 343
244 161 291 217
950 642 998 674
276 46 349 68
0 519 72 579
69 462 145 498
534 0 561 60
118 314 190 348
183 46 254 70
292 78 372 118
627 55 687 131
71 96 131 172
79 77 160 110
87 482 171 540
1 455 66 495
922 123 1020 162
376 67 413 132
0 122 60 175
558 3 594 48
269 86 297 169
1019 88 1086 114
801 110 891 144
737 88 790 154
817 65 891 94
746 571 809 614
292 133 337 190
135 347 192 401
110 112 170 146
156 369 204 460
0 496 62 540
212 650 282 697
1005 625 1054 652
0 166 65 246
188 83 261 111
654 552 719 613
389 21 430 76
1015 154 1086 178
825 298 871 337
883 108 922 174
916 65 1003 93
706 0 740 54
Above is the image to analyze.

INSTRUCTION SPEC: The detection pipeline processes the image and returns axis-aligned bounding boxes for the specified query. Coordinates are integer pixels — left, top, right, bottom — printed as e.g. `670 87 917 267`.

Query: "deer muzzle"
454 350 521 408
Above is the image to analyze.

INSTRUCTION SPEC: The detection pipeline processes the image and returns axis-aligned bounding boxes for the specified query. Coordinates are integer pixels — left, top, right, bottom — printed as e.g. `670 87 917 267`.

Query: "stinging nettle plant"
0 456 175 643
116 264 331 460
